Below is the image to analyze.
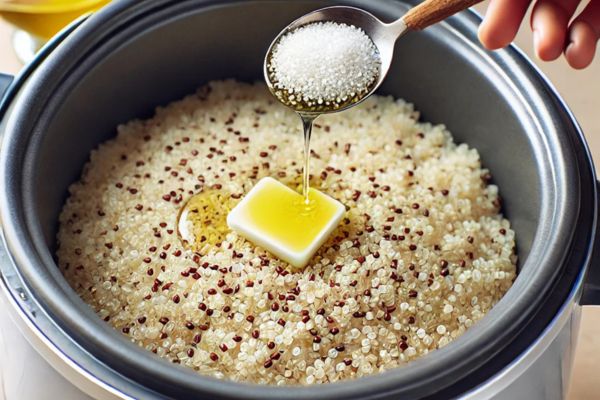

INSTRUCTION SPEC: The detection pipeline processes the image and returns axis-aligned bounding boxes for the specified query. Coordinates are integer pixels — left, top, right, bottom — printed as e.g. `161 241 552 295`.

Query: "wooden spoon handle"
403 0 483 31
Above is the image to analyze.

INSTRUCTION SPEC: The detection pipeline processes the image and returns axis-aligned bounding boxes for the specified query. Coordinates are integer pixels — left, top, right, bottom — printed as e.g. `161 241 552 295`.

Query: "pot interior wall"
34 2 538 273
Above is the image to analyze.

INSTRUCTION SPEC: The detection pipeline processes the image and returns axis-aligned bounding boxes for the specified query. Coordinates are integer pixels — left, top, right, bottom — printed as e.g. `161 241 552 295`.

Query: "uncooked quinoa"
57 80 516 385
267 22 381 111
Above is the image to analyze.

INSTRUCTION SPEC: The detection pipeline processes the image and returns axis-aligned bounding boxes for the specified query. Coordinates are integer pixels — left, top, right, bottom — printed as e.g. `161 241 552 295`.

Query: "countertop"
0 5 599 399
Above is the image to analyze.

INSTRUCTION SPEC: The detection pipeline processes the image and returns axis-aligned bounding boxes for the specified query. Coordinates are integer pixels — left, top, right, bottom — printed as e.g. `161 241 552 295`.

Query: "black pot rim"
0 1 597 399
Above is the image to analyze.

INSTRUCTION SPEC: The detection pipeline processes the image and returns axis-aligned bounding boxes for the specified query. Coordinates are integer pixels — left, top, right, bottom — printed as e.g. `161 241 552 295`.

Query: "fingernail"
565 23 580 59
533 30 540 56
565 41 574 54
568 21 583 46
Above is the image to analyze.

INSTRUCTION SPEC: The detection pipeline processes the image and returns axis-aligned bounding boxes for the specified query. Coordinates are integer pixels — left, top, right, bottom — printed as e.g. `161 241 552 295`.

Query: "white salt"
268 22 381 106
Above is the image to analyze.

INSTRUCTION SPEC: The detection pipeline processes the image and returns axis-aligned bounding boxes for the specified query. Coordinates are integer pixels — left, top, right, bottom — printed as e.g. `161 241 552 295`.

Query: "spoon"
264 0 483 115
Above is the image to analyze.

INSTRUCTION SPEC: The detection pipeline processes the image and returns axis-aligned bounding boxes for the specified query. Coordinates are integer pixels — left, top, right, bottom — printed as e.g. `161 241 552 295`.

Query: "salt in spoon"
264 0 483 115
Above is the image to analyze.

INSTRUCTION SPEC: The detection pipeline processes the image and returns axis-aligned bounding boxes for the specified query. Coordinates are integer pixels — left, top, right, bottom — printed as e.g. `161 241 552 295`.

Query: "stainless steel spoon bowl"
264 0 483 115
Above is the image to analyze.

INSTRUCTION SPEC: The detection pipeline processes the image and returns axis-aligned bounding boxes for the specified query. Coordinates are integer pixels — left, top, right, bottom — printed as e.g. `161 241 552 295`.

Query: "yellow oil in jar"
0 0 110 39
177 189 237 253
243 181 340 253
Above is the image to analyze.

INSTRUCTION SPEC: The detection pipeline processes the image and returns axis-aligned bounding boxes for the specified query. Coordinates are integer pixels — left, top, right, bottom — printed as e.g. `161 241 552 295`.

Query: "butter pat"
227 177 345 268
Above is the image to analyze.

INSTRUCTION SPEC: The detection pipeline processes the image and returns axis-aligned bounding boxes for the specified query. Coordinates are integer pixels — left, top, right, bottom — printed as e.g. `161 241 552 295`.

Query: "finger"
530 0 581 61
478 0 532 49
565 1 600 69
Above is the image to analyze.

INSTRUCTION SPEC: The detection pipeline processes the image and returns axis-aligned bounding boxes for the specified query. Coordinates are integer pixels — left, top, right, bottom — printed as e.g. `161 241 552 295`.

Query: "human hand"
478 0 599 69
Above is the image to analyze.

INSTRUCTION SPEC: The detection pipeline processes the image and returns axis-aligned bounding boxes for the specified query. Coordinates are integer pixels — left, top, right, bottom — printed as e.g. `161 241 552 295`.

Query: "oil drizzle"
300 113 316 204
177 189 237 253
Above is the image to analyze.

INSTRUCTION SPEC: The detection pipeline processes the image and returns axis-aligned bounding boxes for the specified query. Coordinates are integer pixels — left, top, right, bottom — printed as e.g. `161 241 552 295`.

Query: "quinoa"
57 80 517 385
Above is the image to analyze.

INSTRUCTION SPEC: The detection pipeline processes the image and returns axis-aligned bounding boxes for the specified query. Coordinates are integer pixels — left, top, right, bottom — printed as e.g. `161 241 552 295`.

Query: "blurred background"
0 1 598 399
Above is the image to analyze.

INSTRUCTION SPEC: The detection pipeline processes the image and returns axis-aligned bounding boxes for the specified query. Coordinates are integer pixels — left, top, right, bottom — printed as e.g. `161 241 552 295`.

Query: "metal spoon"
264 0 483 115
